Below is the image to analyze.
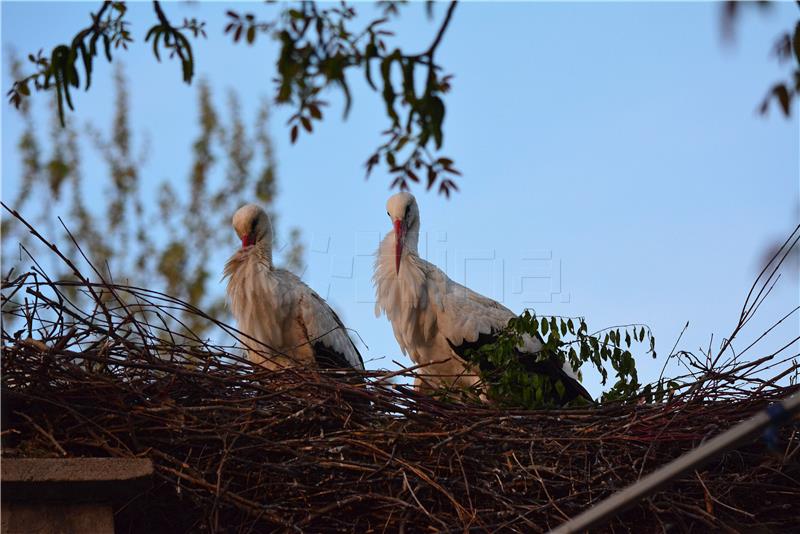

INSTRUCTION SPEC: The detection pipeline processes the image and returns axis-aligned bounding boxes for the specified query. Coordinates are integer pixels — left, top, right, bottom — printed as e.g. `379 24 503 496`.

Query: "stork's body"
374 193 589 402
225 205 364 371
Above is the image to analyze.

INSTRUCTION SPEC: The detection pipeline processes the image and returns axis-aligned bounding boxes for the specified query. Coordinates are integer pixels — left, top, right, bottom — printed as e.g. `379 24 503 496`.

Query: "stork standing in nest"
373 192 590 404
224 204 364 371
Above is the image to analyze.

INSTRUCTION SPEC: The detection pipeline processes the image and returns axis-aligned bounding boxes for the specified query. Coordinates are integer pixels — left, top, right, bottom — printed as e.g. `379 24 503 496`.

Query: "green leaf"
555 380 565 399
54 74 65 126
794 21 800 66
429 96 445 148
182 57 193 83
147 27 162 61
395 135 408 151
363 43 378 90
402 59 416 105
78 42 92 90
67 59 80 88
380 53 400 125
337 77 352 118
772 84 791 116
102 33 112 62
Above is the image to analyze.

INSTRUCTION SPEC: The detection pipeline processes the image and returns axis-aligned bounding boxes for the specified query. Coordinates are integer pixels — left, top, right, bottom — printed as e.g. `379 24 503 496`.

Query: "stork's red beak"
393 219 405 275
242 233 255 248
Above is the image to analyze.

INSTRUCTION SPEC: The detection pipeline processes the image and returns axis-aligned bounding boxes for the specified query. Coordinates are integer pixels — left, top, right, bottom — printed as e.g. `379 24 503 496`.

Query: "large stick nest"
2 213 799 533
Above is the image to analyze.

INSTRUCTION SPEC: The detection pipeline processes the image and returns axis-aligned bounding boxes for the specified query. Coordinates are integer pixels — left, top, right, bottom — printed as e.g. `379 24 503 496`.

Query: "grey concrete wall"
1 458 154 534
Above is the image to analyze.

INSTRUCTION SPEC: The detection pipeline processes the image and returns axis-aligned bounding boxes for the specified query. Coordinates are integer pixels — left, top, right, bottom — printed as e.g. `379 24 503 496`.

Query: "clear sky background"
2 2 798 396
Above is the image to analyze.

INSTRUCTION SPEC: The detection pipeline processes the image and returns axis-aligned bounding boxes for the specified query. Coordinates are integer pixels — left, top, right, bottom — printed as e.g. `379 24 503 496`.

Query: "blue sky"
2 2 798 395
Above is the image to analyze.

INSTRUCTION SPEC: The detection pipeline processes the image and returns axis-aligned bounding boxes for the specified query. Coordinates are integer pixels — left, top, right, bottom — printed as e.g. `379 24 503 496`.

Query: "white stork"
224 204 364 371
373 192 590 403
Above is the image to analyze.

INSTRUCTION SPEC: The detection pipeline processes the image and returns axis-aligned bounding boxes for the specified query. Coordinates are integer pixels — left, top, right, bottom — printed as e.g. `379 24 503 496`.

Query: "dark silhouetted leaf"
773 84 791 116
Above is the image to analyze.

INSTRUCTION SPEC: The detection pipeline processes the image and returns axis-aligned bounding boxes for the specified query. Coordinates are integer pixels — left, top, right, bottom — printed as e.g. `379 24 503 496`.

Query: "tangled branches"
2 211 799 532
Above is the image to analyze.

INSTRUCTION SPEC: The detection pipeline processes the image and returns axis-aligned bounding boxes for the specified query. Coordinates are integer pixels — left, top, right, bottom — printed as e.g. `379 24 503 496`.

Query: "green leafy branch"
226 1 461 197
759 16 800 117
365 1 461 196
7 1 204 127
723 1 800 117
147 1 205 84
6 1 132 126
9 1 460 195
467 311 661 409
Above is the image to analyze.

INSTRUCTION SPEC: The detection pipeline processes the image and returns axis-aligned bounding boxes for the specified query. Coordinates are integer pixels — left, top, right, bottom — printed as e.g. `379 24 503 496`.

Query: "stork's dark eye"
387 211 390 217
250 217 258 232
404 204 410 218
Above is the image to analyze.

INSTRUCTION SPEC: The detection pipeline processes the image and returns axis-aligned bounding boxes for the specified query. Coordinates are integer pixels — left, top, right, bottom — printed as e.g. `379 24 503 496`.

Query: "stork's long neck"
374 215 429 352
254 236 274 267
401 220 420 256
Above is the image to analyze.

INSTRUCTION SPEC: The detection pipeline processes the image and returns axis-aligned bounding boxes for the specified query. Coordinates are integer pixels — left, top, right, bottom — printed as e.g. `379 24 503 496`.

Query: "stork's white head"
386 192 420 274
232 204 273 250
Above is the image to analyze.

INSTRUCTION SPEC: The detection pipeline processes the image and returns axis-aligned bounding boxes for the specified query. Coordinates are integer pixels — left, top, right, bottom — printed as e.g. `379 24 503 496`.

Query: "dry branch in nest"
2 208 799 533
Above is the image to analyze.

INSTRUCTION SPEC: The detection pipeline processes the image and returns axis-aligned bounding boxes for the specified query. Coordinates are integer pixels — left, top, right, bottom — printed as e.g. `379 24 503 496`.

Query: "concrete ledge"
2 458 153 503
1 502 114 534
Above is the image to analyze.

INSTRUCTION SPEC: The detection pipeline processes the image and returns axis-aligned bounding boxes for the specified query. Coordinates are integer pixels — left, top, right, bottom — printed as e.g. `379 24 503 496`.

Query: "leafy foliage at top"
6 2 797 196
6 2 204 128
6 1 461 197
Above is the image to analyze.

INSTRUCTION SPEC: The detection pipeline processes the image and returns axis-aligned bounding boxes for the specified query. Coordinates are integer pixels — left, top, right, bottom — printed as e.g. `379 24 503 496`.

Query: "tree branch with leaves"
722 1 800 117
7 0 462 196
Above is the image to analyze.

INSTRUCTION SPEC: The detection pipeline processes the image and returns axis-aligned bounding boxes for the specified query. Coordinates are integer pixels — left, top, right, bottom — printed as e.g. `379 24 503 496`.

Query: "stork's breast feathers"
225 252 363 371
373 245 518 352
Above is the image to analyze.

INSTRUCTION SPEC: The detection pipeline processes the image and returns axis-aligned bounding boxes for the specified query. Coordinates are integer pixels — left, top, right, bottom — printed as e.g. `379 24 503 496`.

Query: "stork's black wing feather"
447 333 593 405
312 342 358 370
306 291 365 371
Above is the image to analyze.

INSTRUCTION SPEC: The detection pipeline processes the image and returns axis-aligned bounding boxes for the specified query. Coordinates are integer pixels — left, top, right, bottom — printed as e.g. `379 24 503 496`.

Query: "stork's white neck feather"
254 239 273 267
373 222 438 356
